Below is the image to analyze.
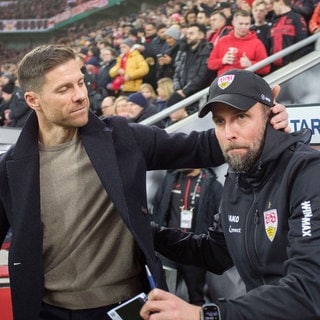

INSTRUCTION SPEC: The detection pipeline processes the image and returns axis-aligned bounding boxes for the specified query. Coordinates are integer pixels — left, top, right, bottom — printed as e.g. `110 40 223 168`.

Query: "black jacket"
155 126 320 319
0 112 225 319
152 168 222 234
173 39 214 97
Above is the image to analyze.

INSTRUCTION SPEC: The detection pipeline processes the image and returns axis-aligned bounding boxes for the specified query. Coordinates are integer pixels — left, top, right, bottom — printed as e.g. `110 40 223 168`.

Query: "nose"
224 122 237 141
73 84 88 102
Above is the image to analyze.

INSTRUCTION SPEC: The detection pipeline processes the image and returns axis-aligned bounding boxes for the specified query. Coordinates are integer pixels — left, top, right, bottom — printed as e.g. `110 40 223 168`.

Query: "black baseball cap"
199 69 273 118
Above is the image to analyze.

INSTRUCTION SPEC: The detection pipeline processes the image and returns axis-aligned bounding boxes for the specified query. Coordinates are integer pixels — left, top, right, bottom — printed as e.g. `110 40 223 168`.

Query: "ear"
24 91 41 111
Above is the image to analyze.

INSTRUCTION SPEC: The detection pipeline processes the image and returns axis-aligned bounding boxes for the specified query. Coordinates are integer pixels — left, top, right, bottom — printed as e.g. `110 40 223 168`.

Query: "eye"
213 117 224 126
238 113 247 120
57 86 68 93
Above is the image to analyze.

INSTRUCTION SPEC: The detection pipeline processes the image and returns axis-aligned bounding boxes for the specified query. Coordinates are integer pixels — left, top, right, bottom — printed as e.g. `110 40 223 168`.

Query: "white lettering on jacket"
228 215 240 223
229 226 241 233
301 201 313 237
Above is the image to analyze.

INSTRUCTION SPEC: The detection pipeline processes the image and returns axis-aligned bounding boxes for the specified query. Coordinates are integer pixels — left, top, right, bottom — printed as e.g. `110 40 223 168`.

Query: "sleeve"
253 40 271 75
309 3 320 34
295 13 309 42
129 123 225 170
182 47 213 96
154 226 233 274
208 42 225 71
109 57 121 78
0 155 10 246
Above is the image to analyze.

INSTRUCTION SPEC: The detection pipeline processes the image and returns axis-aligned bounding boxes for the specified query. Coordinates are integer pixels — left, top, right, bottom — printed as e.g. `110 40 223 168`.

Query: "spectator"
0 90 8 126
140 22 159 90
1 81 31 127
140 68 320 320
184 9 198 25
291 0 314 24
127 92 164 127
139 83 158 108
114 95 130 119
100 96 116 117
156 25 182 80
199 0 218 15
76 53 103 116
152 168 222 305
171 22 214 114
96 47 117 97
207 10 233 47
309 1 320 33
208 10 270 76
197 10 210 29
250 0 272 52
309 2 320 49
264 0 276 21
215 2 234 25
155 77 174 112
109 38 149 95
270 0 310 71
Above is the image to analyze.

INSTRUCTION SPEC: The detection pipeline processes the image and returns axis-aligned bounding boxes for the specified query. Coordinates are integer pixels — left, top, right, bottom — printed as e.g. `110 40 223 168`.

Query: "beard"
223 145 262 172
222 122 267 173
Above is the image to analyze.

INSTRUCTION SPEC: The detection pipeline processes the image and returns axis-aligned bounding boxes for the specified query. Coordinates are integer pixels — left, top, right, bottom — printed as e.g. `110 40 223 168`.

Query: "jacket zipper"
244 192 266 285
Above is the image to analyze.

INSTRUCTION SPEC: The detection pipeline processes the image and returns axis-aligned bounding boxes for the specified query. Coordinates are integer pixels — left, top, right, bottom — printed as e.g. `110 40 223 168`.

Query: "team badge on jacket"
263 209 278 242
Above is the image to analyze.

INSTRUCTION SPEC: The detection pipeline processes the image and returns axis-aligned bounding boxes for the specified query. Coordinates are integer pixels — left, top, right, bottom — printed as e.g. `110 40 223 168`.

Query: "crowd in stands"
1 0 320 128
0 0 90 19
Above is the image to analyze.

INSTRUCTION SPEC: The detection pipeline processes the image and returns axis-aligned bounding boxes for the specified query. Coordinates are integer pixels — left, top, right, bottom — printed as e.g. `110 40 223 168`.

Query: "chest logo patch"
263 209 278 242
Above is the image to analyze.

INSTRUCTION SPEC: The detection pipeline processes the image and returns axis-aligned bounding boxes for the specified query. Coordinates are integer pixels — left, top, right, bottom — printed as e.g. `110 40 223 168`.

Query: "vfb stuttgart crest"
263 209 278 242
217 74 235 89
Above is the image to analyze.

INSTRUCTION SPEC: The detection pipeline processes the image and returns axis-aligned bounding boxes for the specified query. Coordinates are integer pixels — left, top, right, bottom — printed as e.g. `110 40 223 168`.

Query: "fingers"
270 84 291 133
270 104 291 133
271 84 280 103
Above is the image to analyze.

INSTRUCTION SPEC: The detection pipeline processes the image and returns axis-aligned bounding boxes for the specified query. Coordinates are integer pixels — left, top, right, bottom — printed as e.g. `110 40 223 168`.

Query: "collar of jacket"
11 110 108 159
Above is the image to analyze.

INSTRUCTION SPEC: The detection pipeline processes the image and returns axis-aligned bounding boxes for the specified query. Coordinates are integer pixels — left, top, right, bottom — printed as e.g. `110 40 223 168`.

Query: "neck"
38 126 78 146
254 20 267 26
279 6 291 15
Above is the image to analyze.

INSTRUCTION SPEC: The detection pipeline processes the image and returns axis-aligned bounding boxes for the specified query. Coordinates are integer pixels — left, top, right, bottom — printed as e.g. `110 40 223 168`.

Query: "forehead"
212 101 262 116
187 26 200 34
43 59 83 87
253 3 266 10
233 15 251 23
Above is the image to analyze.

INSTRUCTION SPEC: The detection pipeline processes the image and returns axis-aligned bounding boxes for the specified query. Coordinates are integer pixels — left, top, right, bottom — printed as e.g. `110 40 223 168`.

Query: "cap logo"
217 74 235 89
260 94 272 104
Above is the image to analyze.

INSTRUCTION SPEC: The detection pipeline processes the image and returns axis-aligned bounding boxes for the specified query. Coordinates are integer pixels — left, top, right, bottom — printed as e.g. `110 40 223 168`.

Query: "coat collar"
7 111 130 223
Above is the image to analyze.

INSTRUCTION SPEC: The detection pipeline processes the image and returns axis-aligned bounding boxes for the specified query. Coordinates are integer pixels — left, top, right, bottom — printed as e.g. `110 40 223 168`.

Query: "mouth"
70 105 87 114
226 146 248 155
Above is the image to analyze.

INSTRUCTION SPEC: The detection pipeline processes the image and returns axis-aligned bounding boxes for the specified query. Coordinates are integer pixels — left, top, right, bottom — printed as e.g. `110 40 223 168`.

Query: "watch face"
203 305 220 320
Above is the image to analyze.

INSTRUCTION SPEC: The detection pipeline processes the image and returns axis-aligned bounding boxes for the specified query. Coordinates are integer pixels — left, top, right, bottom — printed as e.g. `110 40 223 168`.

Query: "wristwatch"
200 303 221 320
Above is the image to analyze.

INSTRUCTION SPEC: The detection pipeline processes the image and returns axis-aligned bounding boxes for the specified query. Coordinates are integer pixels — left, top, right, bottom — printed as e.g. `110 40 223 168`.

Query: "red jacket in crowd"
207 30 270 76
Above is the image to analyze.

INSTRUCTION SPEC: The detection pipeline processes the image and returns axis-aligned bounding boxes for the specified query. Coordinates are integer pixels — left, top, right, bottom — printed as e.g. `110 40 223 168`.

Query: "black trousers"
40 302 119 320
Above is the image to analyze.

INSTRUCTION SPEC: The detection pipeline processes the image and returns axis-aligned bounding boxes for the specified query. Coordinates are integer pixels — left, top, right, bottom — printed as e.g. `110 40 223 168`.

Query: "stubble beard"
222 122 267 173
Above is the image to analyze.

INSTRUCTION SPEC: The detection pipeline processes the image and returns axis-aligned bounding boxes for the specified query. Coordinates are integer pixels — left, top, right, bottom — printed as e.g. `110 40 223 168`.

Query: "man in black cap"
141 69 320 320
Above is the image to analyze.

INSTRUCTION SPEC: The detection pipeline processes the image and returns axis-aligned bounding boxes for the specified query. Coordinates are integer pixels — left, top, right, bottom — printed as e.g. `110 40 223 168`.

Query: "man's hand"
270 84 291 133
140 288 201 320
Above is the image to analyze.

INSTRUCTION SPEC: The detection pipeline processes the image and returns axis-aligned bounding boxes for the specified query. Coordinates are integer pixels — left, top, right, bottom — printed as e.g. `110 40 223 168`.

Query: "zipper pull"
254 209 259 224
